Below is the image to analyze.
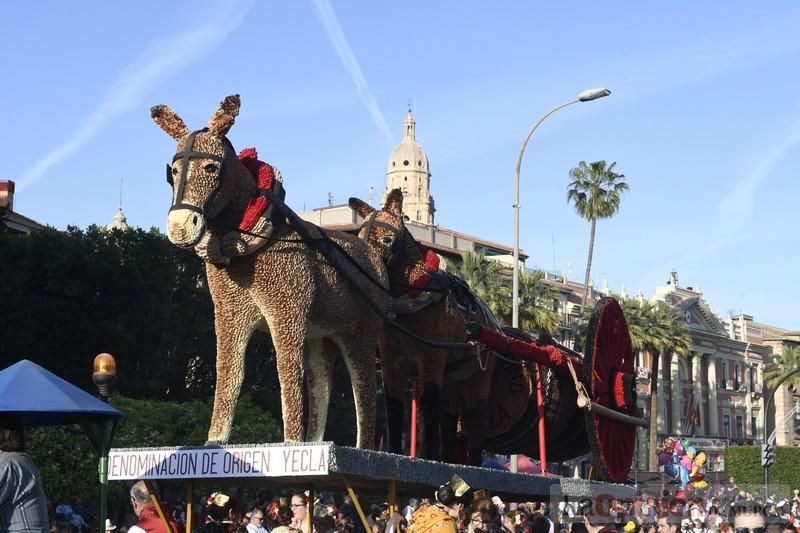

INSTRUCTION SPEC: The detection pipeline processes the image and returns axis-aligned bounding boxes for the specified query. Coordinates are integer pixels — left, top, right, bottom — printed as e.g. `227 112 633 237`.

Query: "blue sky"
2 2 799 328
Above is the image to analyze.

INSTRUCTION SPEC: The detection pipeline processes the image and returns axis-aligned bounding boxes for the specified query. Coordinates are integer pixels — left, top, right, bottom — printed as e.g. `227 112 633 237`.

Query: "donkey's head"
151 95 242 247
349 189 420 272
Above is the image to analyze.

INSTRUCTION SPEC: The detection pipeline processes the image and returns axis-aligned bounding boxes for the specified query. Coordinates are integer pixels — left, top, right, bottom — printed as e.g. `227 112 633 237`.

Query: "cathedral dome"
106 207 129 231
386 111 430 175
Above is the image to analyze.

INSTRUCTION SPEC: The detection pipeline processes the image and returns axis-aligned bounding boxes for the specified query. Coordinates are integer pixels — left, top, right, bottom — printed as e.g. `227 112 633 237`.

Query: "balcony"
726 380 734 391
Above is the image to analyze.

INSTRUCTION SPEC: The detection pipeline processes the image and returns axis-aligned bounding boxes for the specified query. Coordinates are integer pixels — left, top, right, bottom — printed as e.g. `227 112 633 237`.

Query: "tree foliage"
0 226 216 400
725 445 800 493
446 251 559 333
566 161 629 307
764 346 800 389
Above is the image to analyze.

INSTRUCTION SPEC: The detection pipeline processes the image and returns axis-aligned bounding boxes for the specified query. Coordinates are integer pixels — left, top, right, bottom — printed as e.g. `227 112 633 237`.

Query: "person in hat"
197 491 246 533
408 476 470 533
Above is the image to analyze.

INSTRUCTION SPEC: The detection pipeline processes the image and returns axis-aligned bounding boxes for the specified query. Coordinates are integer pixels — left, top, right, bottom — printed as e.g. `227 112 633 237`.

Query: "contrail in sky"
17 0 254 191
634 115 800 290
311 0 394 144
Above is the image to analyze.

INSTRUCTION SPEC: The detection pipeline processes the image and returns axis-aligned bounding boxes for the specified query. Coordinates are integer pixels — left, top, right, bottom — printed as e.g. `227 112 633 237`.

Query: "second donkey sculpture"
350 189 500 463
151 94 390 447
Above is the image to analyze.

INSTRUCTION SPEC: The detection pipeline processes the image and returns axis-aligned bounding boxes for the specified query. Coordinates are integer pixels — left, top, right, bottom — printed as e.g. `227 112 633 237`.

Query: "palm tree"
515 270 560 333
566 161 629 308
764 346 800 389
644 302 690 470
447 250 508 318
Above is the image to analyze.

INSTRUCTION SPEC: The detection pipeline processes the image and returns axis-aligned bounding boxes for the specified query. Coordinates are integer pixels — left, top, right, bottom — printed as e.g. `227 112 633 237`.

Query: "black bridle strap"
168 129 227 215
261 189 473 351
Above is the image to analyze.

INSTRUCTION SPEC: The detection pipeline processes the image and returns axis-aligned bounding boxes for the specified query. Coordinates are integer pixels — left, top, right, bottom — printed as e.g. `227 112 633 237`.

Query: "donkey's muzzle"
167 207 206 248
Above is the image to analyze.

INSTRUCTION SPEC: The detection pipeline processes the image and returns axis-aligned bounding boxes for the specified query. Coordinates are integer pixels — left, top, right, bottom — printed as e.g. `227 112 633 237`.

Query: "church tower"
382 108 435 224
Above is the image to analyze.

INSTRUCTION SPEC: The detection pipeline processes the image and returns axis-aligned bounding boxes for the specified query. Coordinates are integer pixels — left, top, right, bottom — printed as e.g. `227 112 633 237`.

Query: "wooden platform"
108 442 633 501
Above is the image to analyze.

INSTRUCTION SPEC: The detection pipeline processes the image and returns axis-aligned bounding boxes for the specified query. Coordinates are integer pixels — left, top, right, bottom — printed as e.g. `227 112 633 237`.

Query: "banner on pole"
108 443 331 480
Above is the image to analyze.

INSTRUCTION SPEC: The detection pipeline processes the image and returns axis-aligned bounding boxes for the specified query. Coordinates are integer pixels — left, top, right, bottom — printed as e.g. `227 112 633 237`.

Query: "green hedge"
725 445 800 494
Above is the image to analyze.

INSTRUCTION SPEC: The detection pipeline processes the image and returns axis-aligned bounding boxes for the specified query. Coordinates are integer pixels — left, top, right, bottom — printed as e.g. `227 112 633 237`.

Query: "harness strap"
167 128 228 216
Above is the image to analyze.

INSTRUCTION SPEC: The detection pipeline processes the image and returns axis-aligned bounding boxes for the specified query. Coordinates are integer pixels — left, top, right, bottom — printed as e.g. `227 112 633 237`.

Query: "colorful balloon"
681 455 693 470
695 452 707 467
674 440 684 455
658 452 671 466
692 480 709 490
687 446 697 459
680 466 690 487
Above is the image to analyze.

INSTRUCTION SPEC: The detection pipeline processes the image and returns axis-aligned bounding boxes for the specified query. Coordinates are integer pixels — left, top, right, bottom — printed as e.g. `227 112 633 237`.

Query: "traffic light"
761 443 776 468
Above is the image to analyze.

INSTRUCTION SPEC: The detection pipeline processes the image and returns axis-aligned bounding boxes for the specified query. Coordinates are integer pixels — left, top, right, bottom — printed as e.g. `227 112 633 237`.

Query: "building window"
751 416 757 438
750 367 755 391
723 415 731 439
734 364 741 386
403 160 409 166
736 415 744 440
721 361 728 384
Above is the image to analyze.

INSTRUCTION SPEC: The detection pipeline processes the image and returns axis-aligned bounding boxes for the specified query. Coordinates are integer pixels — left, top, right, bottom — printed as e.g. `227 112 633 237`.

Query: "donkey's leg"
340 334 377 449
207 303 262 444
460 355 496 466
271 325 308 442
380 338 408 454
305 338 336 441
419 380 442 460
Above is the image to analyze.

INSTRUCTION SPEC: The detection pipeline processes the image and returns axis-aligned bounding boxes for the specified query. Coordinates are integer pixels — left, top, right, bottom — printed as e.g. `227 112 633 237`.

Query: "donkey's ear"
384 188 404 217
151 105 190 141
207 94 241 136
349 197 375 219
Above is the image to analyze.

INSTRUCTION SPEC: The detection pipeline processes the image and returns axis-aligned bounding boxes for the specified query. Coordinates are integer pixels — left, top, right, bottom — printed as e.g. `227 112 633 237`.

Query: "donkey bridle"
361 211 410 271
166 128 230 216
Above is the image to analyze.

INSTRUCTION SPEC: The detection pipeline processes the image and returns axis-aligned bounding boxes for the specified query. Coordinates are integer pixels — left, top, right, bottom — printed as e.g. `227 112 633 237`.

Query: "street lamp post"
511 88 611 327
91 353 117 533
509 88 610 476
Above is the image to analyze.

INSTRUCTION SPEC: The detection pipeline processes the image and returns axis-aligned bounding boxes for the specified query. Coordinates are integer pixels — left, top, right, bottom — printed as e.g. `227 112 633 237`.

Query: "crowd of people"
6 411 800 533
43 478 800 533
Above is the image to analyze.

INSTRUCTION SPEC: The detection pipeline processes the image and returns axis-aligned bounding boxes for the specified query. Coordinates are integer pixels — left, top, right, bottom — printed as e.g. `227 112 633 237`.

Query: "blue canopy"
0 359 124 426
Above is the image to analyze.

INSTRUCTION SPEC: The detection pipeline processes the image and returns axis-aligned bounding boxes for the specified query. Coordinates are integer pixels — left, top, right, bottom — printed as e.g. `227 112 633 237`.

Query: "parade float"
107 95 644 533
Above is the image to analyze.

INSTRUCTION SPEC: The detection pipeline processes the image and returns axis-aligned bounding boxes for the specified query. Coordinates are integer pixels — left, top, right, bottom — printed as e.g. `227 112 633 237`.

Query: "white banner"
108 444 331 480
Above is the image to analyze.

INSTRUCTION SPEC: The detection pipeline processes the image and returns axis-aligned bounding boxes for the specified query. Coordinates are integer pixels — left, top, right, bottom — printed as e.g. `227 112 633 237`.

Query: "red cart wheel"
583 297 637 482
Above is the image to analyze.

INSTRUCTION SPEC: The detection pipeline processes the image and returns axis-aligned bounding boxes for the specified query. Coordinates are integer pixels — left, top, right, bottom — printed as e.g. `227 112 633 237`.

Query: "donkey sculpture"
349 189 499 464
151 95 390 447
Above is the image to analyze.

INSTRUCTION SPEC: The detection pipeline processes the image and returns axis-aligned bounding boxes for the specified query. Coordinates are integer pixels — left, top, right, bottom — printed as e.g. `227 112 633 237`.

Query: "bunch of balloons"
657 437 708 491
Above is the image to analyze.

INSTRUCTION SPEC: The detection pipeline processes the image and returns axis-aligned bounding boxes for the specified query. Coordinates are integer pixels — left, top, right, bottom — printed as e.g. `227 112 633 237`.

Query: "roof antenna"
368 185 375 205
118 178 124 210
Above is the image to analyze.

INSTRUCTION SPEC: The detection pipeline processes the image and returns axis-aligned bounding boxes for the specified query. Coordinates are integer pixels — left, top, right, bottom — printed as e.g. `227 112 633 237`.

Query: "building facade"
0 180 45 233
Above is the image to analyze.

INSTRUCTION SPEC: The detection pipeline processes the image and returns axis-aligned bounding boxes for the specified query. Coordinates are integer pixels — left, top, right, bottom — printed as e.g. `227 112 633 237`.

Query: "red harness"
237 147 278 232
406 244 441 297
